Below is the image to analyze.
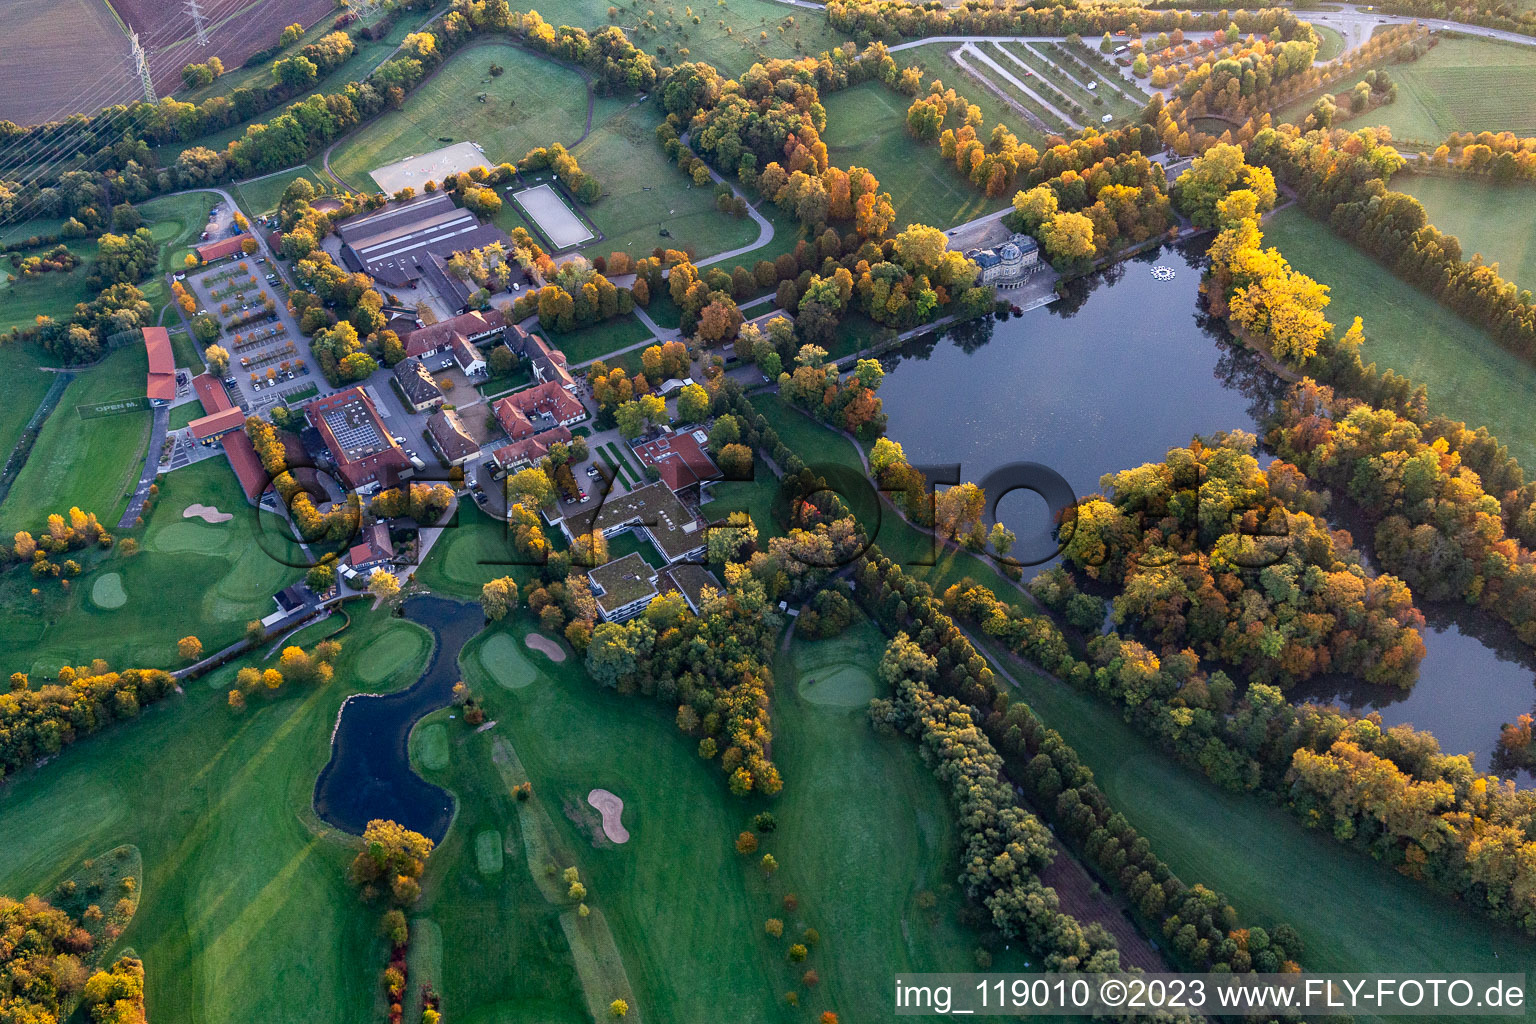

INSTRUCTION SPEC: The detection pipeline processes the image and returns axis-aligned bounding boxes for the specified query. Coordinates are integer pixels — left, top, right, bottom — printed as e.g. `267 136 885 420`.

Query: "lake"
879 240 1536 774
313 595 483 842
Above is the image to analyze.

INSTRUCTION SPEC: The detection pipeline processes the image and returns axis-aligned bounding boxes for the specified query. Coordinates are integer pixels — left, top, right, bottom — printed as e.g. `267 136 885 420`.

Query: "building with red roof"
348 523 394 571
491 425 572 473
402 309 505 359
143 327 176 404
189 406 246 443
492 382 585 441
306 387 411 493
631 429 722 492
196 235 250 263
221 430 268 503
191 372 234 415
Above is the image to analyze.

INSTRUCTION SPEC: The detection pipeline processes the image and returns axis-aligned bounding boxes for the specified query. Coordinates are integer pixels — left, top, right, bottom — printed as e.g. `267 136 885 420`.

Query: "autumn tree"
177 636 203 662
367 569 402 603
481 577 520 621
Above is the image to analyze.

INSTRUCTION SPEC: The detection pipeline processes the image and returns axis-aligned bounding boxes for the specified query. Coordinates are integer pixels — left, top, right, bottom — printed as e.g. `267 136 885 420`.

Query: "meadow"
0 238 100 333
1349 36 1536 142
1396 173 1536 295
0 343 53 463
570 104 761 265
822 82 1011 232
515 0 851 76
233 166 333 217
328 43 593 192
0 456 305 676
0 606 428 1024
1263 206 1536 469
0 345 152 535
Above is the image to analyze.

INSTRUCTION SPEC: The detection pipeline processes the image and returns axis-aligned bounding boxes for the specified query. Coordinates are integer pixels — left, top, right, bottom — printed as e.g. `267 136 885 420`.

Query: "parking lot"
181 256 311 413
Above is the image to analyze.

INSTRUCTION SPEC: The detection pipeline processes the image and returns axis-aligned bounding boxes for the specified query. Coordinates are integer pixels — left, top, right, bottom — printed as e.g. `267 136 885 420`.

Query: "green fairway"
571 104 760 265
476 631 536 689
0 343 53 462
515 0 850 76
0 346 151 534
329 43 592 192
1263 206 1536 469
413 502 552 599
0 241 100 333
1348 37 1536 141
416 722 451 770
1396 173 1536 295
823 81 1010 231
974 633 1536 983
0 607 428 1024
233 167 332 217
473 830 504 875
0 456 305 676
356 625 431 686
138 191 225 315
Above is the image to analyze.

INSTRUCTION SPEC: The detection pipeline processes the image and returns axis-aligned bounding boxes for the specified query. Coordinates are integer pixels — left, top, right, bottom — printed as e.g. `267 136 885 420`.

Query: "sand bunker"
182 503 232 523
587 789 629 843
525 633 566 662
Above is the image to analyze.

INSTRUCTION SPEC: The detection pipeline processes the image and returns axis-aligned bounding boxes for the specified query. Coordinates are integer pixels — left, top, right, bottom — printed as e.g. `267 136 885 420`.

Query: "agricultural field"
233 167 333 218
1263 206 1536 469
1396 173 1536 294
0 606 424 1024
517 0 851 75
118 0 334 98
0 345 152 536
1347 36 1536 142
0 0 134 127
0 455 305 675
328 43 593 193
822 82 1009 232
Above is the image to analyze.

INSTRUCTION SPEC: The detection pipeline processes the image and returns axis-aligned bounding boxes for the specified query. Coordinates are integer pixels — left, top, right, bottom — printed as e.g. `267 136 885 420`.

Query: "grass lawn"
169 402 204 431
1313 23 1347 61
1396 173 1536 295
976 634 1536 979
329 43 592 192
0 239 100 333
823 82 1009 232
0 606 425 1024
233 167 333 218
1345 36 1536 142
700 455 784 538
0 456 305 676
605 529 665 567
1263 206 1536 469
0 346 152 534
549 314 654 365
572 104 760 265
521 0 850 76
411 502 555 600
0 343 53 463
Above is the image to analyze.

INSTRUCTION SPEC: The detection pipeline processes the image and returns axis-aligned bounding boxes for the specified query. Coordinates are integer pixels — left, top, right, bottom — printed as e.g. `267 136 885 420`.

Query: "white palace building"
966 233 1043 286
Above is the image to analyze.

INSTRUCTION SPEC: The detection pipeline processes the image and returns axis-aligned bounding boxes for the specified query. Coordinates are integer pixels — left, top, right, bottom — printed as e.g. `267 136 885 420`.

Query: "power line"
132 34 157 103
187 0 211 46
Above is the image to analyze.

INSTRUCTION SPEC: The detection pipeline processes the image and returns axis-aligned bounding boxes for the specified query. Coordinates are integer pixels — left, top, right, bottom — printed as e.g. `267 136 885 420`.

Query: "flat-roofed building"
587 552 659 622
564 481 705 564
656 563 721 613
144 327 176 404
306 387 410 493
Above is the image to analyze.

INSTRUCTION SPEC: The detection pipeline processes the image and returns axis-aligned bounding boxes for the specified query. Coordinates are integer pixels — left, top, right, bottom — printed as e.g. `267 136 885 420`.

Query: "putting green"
355 625 429 686
416 722 449 771
91 571 127 609
478 632 535 690
474 829 504 875
797 661 876 706
148 520 233 555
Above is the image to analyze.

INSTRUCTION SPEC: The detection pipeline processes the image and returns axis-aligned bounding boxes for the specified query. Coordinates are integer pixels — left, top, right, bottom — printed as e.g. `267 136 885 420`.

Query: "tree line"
0 665 175 783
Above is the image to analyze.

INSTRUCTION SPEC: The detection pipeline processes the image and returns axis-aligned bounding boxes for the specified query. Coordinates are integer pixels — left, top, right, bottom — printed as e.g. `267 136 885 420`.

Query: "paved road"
118 403 169 528
1305 3 1536 49
980 41 1082 129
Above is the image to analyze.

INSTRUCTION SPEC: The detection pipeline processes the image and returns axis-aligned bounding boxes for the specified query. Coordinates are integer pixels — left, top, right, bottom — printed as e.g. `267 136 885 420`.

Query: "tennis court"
512 183 594 249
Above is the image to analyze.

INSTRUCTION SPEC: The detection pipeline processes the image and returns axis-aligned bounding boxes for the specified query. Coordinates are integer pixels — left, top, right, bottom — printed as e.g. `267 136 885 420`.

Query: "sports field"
0 345 152 534
514 183 595 249
0 456 305 675
1396 174 1536 295
0 607 426 1024
329 43 592 192
1357 37 1536 141
1263 206 1536 469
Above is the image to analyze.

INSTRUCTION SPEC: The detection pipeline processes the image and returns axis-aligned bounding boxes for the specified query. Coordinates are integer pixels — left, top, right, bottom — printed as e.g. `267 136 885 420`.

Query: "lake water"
879 240 1536 774
313 595 483 842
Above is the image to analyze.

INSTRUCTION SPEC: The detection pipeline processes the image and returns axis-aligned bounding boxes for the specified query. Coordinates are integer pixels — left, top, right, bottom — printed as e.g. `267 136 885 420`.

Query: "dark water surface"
879 241 1536 774
313 595 483 841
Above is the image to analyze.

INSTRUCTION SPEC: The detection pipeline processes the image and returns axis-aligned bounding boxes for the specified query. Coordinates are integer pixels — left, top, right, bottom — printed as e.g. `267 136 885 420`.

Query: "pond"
313 595 484 842
878 240 1536 775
